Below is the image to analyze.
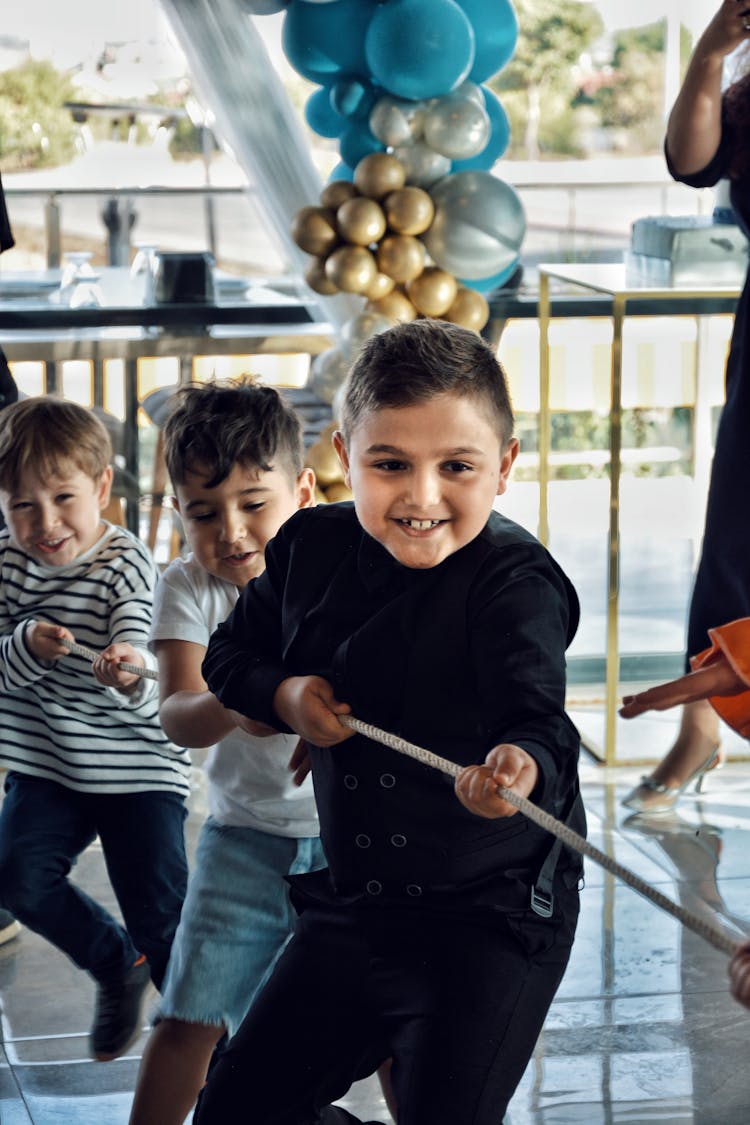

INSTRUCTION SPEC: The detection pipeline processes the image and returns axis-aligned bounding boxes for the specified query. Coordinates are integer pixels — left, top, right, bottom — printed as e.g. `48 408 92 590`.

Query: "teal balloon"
365 0 475 100
454 0 518 84
451 87 510 172
423 171 525 279
305 87 346 139
328 161 355 183
331 78 378 121
283 0 371 84
458 257 519 293
241 0 289 12
339 119 385 168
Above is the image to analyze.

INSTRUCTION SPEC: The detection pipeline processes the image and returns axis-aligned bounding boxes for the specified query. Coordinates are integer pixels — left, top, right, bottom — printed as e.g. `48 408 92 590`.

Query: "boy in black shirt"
198 319 585 1125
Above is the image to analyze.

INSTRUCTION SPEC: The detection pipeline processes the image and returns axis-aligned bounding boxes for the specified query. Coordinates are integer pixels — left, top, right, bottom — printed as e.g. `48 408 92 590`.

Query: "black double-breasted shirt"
203 503 585 914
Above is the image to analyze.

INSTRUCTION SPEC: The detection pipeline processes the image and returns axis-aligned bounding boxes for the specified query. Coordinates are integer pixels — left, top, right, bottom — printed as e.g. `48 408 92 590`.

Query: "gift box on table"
626 215 748 286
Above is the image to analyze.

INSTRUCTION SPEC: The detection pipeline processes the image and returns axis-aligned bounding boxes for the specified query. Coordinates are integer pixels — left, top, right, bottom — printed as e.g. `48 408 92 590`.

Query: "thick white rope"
339 715 743 957
46 642 741 957
59 636 158 680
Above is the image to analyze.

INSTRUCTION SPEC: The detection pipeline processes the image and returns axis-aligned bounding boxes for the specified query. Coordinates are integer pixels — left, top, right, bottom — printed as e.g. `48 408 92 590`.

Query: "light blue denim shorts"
157 816 325 1035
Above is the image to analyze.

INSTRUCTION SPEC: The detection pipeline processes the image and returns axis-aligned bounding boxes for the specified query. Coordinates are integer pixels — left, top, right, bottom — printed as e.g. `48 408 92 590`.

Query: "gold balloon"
407 267 458 318
443 287 490 332
320 180 359 209
314 485 329 505
336 197 387 246
354 152 406 200
376 234 425 284
383 186 435 235
362 270 396 301
366 288 418 323
291 206 339 257
324 481 354 503
304 257 340 296
324 245 378 294
306 437 345 486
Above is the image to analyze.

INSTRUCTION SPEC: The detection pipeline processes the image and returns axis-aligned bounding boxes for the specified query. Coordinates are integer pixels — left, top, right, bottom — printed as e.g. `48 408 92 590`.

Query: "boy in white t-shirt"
129 378 323 1125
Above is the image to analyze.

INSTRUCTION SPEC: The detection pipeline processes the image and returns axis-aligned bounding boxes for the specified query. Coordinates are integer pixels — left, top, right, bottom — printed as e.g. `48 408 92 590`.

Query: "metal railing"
2 172 714 274
3 184 256 268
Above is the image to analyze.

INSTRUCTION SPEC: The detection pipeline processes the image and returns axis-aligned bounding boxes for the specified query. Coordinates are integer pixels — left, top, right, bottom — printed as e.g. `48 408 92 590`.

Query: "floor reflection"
1 735 749 1124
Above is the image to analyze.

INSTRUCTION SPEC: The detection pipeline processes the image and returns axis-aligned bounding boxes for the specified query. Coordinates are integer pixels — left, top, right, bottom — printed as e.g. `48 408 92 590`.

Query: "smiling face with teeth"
0 462 113 567
173 460 315 589
333 392 519 570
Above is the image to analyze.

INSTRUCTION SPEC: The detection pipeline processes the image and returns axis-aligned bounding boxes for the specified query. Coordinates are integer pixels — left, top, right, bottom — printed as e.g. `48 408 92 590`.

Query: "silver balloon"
391 140 451 189
452 80 485 108
369 95 425 148
310 347 351 405
423 92 490 161
340 310 395 360
423 171 526 280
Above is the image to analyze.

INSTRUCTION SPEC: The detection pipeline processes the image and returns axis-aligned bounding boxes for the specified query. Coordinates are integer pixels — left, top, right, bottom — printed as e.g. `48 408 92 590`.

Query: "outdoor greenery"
493 3 692 160
0 10 699 172
0 60 77 169
514 406 695 482
492 0 605 160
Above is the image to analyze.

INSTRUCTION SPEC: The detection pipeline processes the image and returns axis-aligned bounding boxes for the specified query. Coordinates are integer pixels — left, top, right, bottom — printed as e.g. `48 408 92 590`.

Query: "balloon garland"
243 0 524 501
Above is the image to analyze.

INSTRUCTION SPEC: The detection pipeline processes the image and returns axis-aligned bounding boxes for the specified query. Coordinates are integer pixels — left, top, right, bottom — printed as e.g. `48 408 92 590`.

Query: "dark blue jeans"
0 772 187 989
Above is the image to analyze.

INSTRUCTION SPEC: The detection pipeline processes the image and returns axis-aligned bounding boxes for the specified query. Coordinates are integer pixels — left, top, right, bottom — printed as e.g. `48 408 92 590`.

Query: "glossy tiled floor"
1 715 749 1125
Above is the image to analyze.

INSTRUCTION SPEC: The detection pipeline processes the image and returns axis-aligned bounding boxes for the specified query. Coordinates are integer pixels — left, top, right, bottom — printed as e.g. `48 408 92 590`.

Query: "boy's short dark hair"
163 377 305 489
0 396 112 492
339 319 514 443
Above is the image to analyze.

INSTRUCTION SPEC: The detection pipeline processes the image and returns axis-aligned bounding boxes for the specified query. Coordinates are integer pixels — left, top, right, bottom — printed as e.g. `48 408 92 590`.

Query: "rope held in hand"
59 636 158 680
339 715 742 958
47 639 742 959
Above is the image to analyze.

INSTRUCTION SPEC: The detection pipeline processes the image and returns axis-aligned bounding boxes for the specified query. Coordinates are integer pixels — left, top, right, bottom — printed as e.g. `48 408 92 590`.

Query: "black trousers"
194 889 579 1125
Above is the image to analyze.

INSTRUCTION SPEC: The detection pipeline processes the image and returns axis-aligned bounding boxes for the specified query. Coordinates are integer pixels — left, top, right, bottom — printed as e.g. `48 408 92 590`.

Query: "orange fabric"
690 617 750 737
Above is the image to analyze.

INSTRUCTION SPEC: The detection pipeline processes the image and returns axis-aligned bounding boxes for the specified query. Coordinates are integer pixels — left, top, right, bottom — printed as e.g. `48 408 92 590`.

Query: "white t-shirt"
149 554 319 837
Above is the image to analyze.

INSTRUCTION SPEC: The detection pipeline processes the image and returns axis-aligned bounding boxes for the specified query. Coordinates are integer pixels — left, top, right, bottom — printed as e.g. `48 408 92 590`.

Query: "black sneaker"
89 956 151 1061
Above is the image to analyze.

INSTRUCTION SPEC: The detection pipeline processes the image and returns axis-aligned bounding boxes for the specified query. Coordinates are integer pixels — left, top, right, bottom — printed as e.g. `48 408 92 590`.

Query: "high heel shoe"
621 745 723 814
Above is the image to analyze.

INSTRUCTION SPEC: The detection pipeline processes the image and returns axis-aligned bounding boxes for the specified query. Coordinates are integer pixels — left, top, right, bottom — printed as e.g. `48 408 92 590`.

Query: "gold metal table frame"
537 263 741 765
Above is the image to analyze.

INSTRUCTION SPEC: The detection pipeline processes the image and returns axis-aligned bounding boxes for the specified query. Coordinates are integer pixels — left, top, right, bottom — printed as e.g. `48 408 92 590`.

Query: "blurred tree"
589 22 693 155
0 60 77 170
491 0 604 159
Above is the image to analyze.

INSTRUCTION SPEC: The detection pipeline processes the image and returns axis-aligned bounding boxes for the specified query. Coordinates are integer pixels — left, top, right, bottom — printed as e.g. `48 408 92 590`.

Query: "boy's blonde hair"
0 397 112 492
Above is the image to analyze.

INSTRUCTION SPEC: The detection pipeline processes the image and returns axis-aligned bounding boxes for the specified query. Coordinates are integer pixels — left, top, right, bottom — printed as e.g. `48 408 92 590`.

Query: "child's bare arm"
154 638 258 747
454 744 539 820
26 620 76 663
273 675 353 747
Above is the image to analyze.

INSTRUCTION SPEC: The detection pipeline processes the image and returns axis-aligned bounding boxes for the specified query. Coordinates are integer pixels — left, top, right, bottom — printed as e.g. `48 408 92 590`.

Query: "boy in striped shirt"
0 396 190 1062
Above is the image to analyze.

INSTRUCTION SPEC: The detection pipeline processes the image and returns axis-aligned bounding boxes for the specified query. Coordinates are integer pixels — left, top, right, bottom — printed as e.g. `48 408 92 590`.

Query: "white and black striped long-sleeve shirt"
0 522 191 796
